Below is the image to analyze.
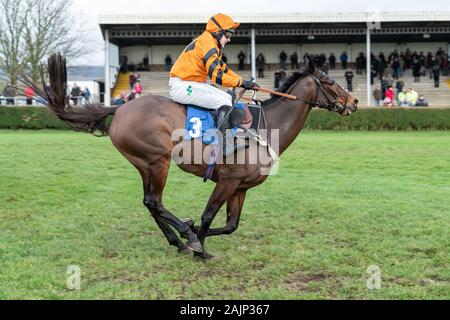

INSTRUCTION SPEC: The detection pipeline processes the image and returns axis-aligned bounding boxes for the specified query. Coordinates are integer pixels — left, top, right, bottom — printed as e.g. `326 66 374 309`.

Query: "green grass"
0 130 449 300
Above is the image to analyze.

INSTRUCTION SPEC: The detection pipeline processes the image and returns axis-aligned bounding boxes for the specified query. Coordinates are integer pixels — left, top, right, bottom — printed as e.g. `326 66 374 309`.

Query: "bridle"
287 71 353 115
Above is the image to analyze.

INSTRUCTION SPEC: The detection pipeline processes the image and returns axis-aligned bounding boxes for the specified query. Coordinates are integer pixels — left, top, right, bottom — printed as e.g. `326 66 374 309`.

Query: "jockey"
169 13 256 156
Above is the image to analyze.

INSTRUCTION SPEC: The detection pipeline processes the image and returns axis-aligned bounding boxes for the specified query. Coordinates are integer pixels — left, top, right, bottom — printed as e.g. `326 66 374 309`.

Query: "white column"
347 43 352 63
104 29 111 107
366 28 372 107
251 27 256 79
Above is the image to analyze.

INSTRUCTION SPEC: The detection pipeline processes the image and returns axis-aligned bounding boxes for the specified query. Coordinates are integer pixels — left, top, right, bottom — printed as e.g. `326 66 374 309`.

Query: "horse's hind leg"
139 169 189 253
143 157 203 253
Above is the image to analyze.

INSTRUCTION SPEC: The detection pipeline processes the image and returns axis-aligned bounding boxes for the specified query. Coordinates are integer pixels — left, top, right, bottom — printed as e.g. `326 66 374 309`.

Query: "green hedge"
0 106 69 130
306 108 450 130
1 106 450 130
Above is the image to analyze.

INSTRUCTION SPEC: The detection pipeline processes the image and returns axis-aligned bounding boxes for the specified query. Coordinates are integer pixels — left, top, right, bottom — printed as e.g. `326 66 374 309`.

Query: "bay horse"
27 53 358 260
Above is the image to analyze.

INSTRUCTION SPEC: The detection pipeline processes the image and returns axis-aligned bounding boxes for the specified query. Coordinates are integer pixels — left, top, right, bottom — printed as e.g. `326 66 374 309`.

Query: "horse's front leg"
194 179 241 260
190 189 247 238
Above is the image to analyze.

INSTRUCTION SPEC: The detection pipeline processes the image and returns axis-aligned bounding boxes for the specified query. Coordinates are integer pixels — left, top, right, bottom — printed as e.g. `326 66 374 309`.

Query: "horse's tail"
22 53 118 136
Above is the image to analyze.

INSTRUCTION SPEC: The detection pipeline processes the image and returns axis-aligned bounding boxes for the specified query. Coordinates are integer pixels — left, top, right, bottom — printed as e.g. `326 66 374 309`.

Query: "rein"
247 72 352 115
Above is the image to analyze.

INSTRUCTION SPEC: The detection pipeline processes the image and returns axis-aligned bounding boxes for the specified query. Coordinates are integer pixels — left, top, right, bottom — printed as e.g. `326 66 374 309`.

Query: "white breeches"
169 77 232 110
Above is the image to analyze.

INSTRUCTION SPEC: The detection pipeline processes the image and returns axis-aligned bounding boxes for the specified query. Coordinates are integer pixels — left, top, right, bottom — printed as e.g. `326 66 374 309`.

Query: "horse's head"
305 57 358 116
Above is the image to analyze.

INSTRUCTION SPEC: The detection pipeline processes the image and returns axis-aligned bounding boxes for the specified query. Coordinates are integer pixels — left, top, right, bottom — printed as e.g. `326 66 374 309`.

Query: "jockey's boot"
217 106 247 156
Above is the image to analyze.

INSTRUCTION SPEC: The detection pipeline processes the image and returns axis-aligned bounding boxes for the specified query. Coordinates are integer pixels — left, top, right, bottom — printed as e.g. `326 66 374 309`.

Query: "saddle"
183 103 261 145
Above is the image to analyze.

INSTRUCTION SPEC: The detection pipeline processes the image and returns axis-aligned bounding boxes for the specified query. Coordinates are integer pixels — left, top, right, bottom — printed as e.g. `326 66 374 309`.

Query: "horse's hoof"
194 251 215 260
177 246 192 255
186 240 203 253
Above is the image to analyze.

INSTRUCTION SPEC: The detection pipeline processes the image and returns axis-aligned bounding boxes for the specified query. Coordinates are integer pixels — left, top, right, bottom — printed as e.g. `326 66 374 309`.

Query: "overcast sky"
72 0 450 65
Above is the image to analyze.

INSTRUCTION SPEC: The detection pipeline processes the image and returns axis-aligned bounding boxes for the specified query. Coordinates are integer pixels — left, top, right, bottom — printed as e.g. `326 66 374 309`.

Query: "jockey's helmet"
206 13 240 34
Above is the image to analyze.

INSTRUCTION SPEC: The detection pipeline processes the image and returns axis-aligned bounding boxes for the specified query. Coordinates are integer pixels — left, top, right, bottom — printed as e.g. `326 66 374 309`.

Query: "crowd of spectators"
120 54 172 73
366 47 448 107
112 72 143 106
69 83 91 106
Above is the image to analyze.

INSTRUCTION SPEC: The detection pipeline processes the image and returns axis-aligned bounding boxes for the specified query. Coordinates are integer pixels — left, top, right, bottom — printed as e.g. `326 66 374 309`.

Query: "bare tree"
0 0 29 85
0 0 97 84
24 0 97 83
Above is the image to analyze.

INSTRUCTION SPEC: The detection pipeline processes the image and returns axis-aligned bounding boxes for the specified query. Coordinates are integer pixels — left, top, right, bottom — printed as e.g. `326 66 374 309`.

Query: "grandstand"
99 11 450 106
112 69 449 107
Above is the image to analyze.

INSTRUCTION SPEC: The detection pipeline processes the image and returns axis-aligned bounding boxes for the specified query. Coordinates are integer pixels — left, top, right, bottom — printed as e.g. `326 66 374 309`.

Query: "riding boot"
217 106 247 156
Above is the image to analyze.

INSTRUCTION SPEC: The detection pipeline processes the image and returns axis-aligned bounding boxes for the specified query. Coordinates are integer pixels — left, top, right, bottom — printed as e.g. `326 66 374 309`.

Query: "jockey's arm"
203 47 243 88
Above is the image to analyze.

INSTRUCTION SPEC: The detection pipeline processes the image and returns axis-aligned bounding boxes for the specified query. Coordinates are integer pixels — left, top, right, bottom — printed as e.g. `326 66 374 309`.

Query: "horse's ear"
305 56 315 73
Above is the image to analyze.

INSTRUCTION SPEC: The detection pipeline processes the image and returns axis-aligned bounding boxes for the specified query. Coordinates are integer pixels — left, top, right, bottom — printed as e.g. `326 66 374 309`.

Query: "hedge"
1 106 450 130
305 108 450 130
0 106 69 130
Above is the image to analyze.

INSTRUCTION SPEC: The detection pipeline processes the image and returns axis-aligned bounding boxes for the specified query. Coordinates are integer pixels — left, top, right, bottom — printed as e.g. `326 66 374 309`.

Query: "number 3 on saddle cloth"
184 102 259 144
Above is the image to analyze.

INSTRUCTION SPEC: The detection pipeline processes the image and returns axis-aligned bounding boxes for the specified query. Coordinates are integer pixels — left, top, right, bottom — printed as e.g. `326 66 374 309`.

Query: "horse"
26 53 358 260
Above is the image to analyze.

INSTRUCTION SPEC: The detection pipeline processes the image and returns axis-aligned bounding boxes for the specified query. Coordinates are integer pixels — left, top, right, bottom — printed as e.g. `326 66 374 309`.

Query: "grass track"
0 130 449 299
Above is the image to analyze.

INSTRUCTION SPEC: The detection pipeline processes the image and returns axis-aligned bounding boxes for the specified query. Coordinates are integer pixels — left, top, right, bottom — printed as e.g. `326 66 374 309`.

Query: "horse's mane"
262 64 310 106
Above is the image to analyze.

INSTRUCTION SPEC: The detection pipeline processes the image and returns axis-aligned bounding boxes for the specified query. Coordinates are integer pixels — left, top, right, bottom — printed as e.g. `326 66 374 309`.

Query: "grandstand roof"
99 11 450 25
99 12 450 45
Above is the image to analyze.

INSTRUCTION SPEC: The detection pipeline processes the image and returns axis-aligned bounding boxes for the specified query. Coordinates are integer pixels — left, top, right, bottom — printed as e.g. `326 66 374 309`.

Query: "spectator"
274 69 281 89
24 86 35 105
415 95 429 107
70 83 81 106
412 59 421 82
377 58 387 80
406 88 418 106
370 61 377 84
2 82 16 105
329 53 336 69
133 80 143 98
82 87 91 104
397 90 408 107
383 64 395 78
279 50 287 69
373 87 382 107
356 52 365 75
319 54 327 67
238 51 246 71
113 92 127 106
129 72 137 90
392 58 401 79
344 68 354 92
165 55 172 72
143 54 150 71
340 52 348 69
395 80 405 96
381 76 388 98
379 52 386 64
290 52 299 70
432 59 440 87
386 75 394 89
256 53 265 78
384 87 395 106
442 53 448 76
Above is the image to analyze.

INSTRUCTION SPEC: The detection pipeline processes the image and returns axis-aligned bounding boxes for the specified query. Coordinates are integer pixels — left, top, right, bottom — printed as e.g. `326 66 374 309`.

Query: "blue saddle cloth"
184 103 245 145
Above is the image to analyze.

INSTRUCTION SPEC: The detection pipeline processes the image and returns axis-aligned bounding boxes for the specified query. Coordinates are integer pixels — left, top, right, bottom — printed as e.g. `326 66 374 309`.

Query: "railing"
0 96 46 106
0 95 96 106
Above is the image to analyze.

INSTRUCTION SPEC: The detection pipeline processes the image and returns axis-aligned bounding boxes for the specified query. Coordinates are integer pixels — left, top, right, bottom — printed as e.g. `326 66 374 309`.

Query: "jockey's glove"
241 78 258 90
